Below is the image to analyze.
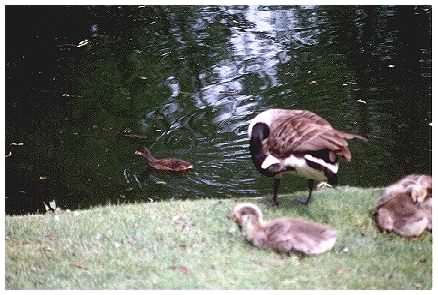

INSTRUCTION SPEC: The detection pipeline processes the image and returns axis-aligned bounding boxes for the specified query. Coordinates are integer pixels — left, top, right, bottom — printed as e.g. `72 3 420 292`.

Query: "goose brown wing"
268 117 354 161
273 109 332 126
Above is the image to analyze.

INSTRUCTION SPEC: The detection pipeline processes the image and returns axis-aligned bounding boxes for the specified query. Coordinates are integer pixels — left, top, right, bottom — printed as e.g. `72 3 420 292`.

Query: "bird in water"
134 147 193 172
248 109 367 206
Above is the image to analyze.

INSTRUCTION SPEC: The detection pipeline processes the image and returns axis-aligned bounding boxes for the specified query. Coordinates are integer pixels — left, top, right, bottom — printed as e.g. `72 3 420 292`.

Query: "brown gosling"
231 203 336 256
375 174 432 237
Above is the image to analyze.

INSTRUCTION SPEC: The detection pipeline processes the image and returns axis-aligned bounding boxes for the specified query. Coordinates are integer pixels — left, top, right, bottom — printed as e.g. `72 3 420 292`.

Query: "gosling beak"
228 213 239 223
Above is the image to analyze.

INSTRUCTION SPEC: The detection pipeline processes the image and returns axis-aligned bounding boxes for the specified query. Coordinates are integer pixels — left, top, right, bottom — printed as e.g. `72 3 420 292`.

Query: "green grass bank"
5 186 432 289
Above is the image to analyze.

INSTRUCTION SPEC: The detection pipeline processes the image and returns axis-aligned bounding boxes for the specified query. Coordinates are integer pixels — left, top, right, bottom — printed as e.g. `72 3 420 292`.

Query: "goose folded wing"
285 110 333 126
269 120 352 160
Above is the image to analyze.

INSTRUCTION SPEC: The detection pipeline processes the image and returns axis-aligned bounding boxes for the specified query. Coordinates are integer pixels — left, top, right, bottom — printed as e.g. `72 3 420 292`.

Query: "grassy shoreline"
5 186 432 289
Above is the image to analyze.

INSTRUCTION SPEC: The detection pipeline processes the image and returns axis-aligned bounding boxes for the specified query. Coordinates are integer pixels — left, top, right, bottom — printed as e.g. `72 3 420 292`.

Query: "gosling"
375 174 432 237
231 203 336 256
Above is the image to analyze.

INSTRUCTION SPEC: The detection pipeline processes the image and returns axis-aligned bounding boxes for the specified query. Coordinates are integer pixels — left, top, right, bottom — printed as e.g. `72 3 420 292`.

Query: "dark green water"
6 6 431 215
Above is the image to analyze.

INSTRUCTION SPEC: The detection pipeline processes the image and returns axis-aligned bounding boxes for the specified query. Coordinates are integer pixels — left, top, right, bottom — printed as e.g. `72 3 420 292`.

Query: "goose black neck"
249 123 274 177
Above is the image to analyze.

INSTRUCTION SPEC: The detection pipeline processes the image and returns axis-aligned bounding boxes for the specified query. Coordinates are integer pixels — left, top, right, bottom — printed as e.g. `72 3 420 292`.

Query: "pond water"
6 6 431 215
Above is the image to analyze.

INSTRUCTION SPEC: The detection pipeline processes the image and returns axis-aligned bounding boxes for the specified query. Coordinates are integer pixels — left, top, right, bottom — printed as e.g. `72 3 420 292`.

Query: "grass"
5 186 432 289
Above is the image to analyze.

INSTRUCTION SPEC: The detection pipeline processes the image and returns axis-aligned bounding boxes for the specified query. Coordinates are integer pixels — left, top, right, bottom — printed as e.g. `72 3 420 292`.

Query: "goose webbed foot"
294 179 314 206
294 196 312 205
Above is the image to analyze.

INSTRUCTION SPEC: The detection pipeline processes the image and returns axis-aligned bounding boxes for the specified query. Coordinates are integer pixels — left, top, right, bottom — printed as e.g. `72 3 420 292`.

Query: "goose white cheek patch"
261 155 281 169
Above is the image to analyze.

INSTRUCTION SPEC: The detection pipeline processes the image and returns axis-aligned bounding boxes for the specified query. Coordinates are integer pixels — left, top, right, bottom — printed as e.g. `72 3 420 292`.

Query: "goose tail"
338 131 368 142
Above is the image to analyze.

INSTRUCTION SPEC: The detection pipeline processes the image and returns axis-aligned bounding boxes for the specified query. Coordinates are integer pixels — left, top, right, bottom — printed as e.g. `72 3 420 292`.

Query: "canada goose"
375 174 432 237
231 203 336 255
248 109 367 206
135 147 193 172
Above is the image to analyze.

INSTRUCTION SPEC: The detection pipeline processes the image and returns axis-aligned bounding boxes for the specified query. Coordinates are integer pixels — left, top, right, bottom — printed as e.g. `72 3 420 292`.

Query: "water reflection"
6 5 431 214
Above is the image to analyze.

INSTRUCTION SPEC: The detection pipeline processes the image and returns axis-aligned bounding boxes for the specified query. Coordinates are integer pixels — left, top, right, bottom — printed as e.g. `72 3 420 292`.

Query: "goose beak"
134 150 143 156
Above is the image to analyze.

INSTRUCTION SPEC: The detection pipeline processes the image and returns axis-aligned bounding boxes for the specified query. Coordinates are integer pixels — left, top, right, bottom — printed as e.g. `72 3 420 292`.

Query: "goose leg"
272 178 280 206
295 179 314 205
304 179 314 205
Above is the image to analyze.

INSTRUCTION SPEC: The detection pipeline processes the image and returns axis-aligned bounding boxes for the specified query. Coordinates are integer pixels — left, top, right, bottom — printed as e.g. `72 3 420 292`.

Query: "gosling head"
230 203 263 228
418 175 432 199
410 185 429 205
